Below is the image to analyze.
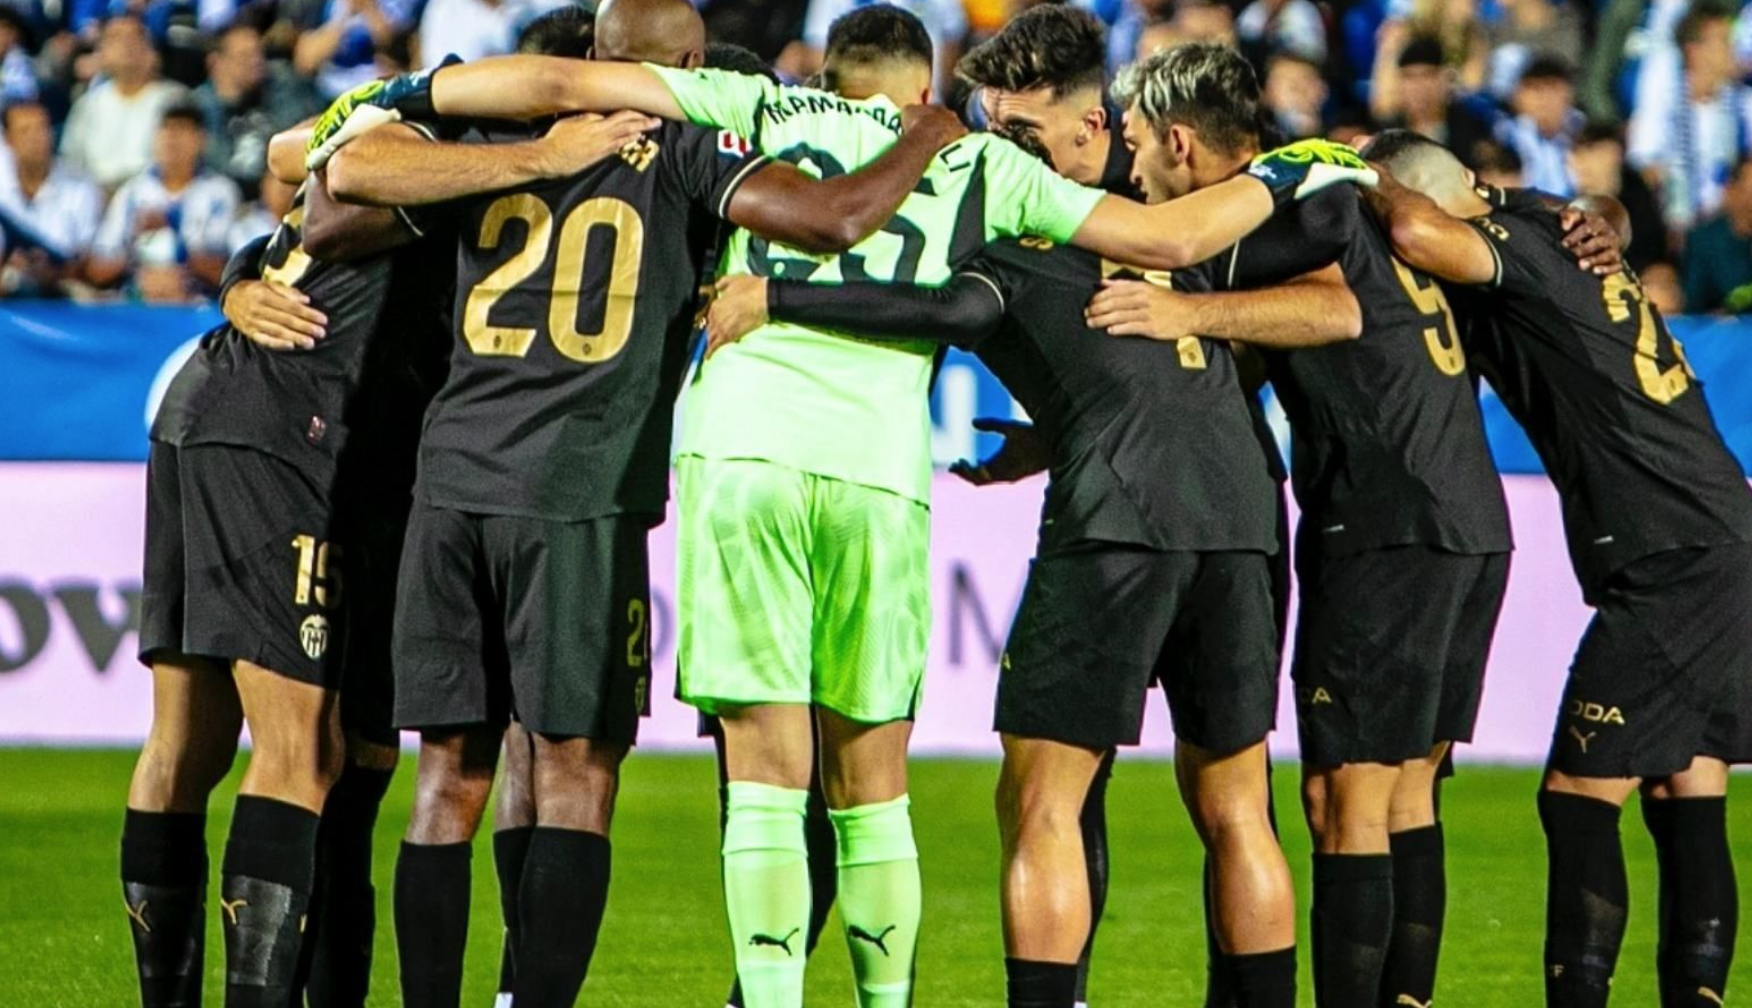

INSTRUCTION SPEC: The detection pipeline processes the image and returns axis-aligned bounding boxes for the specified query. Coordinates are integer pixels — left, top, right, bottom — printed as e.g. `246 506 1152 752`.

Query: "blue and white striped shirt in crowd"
0 153 104 260
1629 66 1752 233
1495 110 1582 197
93 168 241 264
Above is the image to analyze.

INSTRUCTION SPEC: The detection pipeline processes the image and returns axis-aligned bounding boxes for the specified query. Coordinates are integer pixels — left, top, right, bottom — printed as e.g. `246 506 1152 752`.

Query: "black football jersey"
414 122 767 522
152 187 451 500
1454 206 1752 597
964 237 1280 553
1209 187 1513 557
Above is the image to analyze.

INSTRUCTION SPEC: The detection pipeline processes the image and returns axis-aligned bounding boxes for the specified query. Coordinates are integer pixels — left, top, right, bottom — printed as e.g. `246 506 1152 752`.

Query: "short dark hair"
1469 137 1523 175
705 42 780 82
956 5 1105 99
824 4 932 71
1358 126 1448 165
1397 35 1445 69
1575 119 1625 148
1676 1 1734 48
1517 55 1573 86
160 100 205 131
517 5 594 57
1114 42 1261 156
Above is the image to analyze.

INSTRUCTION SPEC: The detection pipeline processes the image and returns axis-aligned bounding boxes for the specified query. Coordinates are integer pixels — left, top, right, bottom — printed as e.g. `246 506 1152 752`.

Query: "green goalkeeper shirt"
650 65 1106 504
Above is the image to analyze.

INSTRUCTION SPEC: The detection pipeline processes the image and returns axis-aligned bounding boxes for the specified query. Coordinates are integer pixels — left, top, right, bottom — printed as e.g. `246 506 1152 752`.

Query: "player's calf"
1642 758 1736 1008
1379 745 1450 1008
301 735 397 1008
1302 762 1398 1008
492 722 537 1008
1539 773 1640 1008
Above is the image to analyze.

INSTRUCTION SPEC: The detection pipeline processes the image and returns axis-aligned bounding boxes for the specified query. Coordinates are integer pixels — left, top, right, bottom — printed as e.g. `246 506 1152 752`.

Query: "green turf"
2 749 1749 1006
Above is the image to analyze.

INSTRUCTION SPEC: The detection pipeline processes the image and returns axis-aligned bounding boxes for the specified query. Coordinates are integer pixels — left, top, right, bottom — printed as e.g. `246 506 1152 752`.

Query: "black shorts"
1549 543 1752 779
392 502 652 741
334 514 407 747
995 544 1281 754
1292 545 1510 767
139 441 348 688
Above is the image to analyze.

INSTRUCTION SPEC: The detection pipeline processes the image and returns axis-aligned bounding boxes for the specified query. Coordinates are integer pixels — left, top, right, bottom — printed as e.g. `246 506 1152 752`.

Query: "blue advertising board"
1 301 1748 473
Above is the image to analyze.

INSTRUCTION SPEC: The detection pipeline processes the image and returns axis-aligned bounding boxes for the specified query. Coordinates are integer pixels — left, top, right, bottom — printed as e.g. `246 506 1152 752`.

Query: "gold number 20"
462 194 646 363
1603 272 1693 405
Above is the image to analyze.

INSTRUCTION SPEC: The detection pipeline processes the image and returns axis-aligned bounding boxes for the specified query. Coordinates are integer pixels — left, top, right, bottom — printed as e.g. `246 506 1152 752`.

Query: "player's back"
1218 187 1511 557
417 121 749 524
650 67 1103 502
970 237 1279 554
1456 205 1752 590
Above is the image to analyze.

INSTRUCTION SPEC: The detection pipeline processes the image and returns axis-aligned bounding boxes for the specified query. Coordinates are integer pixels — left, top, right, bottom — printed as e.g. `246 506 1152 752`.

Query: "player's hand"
950 418 1048 485
705 274 769 359
225 279 329 351
1559 202 1626 276
305 57 458 170
536 111 660 178
901 103 968 148
1085 278 1197 339
1248 139 1378 206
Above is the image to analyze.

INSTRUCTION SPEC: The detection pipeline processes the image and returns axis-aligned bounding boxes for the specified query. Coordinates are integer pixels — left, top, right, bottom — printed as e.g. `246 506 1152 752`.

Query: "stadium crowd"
0 0 1749 308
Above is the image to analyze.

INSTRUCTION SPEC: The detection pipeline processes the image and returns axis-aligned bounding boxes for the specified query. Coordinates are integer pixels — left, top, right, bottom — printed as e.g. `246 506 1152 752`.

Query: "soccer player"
1361 128 1752 1008
122 106 646 1008
315 9 969 1008
305 17 1372 1006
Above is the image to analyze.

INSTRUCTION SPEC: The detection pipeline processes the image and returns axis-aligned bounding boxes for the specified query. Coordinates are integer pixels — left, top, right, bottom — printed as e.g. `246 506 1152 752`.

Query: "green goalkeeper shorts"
675 456 930 723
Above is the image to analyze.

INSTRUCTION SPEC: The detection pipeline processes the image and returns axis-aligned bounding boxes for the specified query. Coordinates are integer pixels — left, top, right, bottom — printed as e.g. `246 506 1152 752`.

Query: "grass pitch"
3 748 1749 1007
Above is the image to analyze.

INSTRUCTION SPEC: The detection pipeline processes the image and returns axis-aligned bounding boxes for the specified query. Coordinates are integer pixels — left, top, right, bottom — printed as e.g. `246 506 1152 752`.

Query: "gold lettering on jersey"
625 598 648 669
291 535 342 608
1390 257 1466 376
618 136 659 173
261 204 314 288
1568 700 1626 725
1098 258 1207 369
1605 272 1694 405
1477 218 1510 242
1019 236 1054 250
550 198 645 362
463 194 553 357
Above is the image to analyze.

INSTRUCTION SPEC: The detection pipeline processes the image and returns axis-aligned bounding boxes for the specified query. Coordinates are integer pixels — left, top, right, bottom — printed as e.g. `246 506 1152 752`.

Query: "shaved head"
1360 128 1486 215
594 0 705 67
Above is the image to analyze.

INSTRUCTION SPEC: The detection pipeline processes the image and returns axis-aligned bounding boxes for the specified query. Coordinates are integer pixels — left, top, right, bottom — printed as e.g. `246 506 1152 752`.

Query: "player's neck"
1212 148 1257 186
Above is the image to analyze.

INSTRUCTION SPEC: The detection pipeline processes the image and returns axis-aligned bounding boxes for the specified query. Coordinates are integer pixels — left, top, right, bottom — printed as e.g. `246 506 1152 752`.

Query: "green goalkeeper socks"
723 782 812 1008
831 795 922 1007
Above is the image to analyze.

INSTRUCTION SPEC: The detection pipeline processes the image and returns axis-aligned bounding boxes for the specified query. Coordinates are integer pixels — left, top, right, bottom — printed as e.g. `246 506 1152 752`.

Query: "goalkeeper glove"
1247 139 1378 207
305 56 459 171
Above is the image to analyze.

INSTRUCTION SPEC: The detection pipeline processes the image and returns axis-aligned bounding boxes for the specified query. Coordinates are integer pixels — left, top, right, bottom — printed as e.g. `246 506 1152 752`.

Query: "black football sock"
1076 750 1114 1005
121 809 209 1008
493 825 535 1001
303 764 393 1008
1006 958 1078 1008
395 841 472 1008
1312 853 1394 1008
1642 795 1680 1007
1539 791 1627 1008
1648 797 1737 1007
1203 859 1236 1008
1380 824 1446 1008
1231 947 1297 1008
219 796 320 1008
512 827 612 1008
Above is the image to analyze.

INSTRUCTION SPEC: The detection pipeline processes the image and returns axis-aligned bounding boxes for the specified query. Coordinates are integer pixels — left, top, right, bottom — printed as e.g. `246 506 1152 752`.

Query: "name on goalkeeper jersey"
759 92 902 132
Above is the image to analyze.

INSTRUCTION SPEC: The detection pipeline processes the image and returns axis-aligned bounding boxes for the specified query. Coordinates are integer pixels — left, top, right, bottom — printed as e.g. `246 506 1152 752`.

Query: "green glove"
1246 139 1379 206
305 56 459 171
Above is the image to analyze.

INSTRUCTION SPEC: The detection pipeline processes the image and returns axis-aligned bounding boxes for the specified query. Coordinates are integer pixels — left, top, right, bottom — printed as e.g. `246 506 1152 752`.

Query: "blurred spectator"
1629 2 1752 236
700 0 811 64
1235 0 1327 67
1262 49 1328 139
0 8 38 103
1579 0 1690 122
291 0 415 97
794 0 967 95
1377 0 1487 96
1569 121 1671 270
0 100 104 294
419 0 566 66
1473 137 1524 187
1494 56 1581 195
88 101 240 301
195 23 322 199
1372 36 1492 158
1683 156 1752 311
1644 262 1686 313
60 15 189 190
1481 0 1585 99
1132 0 1234 63
228 166 296 251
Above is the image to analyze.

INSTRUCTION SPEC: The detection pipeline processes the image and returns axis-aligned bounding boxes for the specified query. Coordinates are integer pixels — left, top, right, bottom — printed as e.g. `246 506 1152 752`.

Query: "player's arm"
1086 263 1361 348
722 106 967 254
428 57 689 122
705 271 1004 356
219 234 331 351
268 121 316 184
1477 182 1630 273
326 113 657 207
302 170 416 261
1362 168 1498 285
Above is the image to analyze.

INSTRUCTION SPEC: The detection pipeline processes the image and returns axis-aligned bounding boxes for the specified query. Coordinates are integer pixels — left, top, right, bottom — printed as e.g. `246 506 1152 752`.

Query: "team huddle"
117 1 1752 1007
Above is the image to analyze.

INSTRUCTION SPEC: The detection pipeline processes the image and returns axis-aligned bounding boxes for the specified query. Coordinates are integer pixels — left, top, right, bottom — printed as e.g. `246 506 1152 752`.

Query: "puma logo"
1395 996 1432 1008
124 900 151 933
220 898 248 925
848 924 899 956
749 928 800 956
1568 726 1596 753
1698 987 1724 1006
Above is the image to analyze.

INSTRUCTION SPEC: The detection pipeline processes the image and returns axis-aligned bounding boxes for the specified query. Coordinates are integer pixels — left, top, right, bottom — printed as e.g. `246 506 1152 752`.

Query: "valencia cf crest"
300 614 330 660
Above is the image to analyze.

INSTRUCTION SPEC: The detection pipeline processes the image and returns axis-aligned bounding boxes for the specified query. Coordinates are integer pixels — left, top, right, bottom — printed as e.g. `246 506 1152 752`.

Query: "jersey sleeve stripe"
714 155 774 219
962 270 1006 313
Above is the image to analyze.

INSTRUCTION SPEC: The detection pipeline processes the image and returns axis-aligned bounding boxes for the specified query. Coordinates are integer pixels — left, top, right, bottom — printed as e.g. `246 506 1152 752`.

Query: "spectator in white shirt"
418 0 563 67
59 15 189 191
1628 2 1752 237
0 100 104 294
1236 0 1327 65
1494 55 1583 195
89 102 241 302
